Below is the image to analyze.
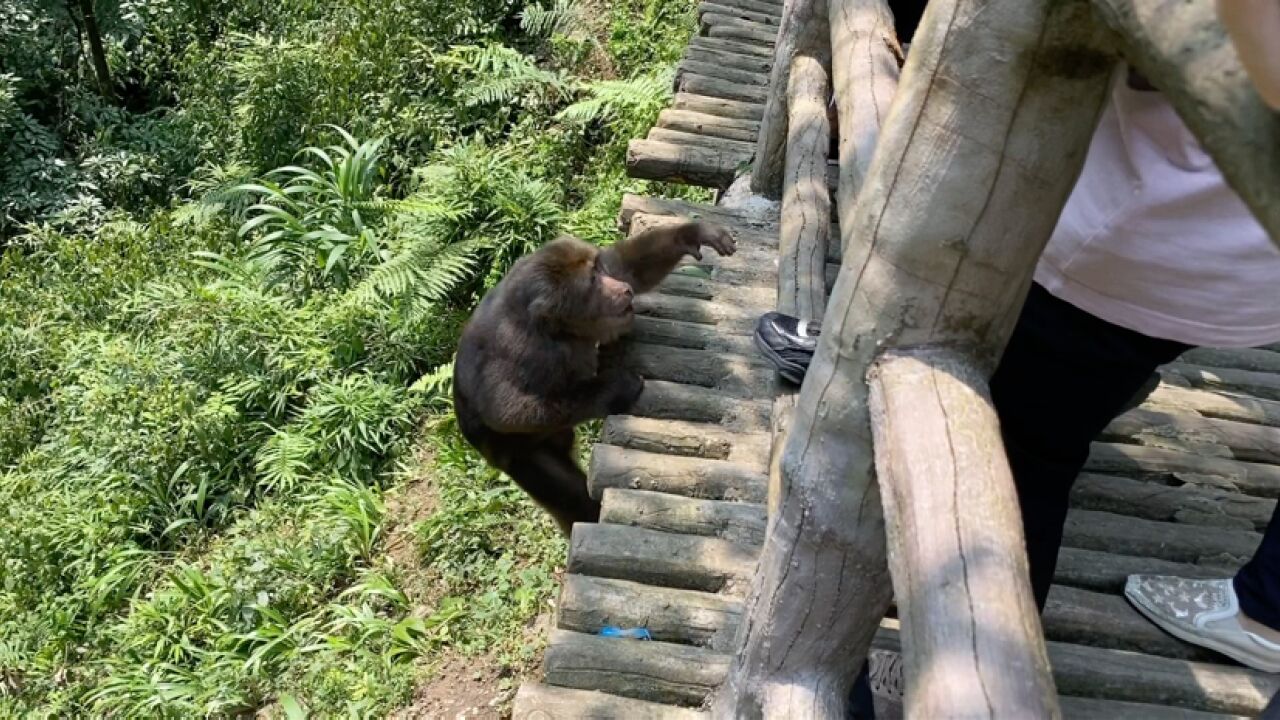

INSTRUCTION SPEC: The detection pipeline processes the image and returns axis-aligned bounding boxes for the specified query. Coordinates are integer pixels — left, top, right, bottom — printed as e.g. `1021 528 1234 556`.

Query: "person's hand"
1217 0 1280 110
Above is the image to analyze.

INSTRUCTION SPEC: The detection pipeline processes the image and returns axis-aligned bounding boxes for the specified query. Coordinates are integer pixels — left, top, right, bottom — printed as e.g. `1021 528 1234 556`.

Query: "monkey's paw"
699 223 737 257
607 371 645 414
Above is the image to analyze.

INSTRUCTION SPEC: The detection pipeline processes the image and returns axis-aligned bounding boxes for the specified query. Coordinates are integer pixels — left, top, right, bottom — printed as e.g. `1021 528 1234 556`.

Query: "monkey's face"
585 259 634 318
563 259 633 342
530 238 634 341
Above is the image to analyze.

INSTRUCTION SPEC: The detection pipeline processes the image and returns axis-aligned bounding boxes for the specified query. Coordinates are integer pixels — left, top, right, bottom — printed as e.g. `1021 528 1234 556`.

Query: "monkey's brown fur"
453 221 736 534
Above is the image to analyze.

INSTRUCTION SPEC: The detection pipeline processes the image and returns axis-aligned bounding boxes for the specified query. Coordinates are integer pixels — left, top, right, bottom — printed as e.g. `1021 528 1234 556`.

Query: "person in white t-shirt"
999 60 1280 673
1088 0 1280 674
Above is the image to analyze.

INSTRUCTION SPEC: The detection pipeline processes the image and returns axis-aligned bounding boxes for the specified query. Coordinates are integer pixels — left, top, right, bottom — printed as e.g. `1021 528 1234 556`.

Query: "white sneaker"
1125 575 1280 673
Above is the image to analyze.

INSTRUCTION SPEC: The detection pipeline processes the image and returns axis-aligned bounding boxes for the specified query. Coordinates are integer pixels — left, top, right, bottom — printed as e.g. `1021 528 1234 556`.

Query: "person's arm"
1217 0 1280 110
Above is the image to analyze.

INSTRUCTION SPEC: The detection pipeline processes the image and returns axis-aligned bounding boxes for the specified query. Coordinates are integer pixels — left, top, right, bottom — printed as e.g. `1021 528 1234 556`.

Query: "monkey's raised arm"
598 221 736 294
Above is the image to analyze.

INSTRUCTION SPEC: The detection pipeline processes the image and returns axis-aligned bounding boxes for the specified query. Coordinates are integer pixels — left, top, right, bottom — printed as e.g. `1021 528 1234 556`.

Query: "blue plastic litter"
599 626 652 640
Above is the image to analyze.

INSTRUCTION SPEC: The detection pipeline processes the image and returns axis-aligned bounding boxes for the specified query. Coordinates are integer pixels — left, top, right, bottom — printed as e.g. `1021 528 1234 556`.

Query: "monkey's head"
527 237 634 341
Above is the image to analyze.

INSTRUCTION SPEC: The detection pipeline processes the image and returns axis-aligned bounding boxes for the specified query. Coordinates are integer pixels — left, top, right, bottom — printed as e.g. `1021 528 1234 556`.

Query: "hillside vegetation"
0 0 708 715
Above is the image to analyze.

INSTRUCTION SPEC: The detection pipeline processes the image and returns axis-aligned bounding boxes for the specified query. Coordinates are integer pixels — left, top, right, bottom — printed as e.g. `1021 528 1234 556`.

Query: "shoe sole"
753 331 807 385
1125 586 1280 673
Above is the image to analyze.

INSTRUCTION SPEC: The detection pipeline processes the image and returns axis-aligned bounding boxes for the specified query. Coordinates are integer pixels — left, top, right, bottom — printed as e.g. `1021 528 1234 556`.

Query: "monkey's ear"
529 293 561 327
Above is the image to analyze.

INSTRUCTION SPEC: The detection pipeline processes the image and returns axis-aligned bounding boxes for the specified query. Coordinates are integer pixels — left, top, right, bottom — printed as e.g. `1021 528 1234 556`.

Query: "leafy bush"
0 0 711 714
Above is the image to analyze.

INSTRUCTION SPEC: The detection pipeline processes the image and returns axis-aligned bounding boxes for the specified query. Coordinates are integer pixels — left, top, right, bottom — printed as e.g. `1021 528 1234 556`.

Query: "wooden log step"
567 523 754 592
588 479 1259 573
626 139 749 187
555 561 1224 666
513 683 706 720
682 47 771 75
1181 347 1280 375
589 486 1257 596
704 0 783 16
620 193 775 233
630 316 761 356
869 625 1277 716
600 488 765 546
570 508 1243 602
1047 638 1279 716
556 574 741 651
657 108 760 143
1071 472 1273 532
624 343 772 396
1106 406 1280 465
1045 585 1221 663
697 1 779 26
1148 383 1280 428
672 91 764 121
631 378 771 431
600 415 771 467
702 15 780 46
648 126 760 155
542 629 729 707
589 444 767 503
1166 362 1280 402
633 293 760 331
540 620 1278 716
686 35 775 60
1064 508 1259 567
678 73 769 104
1055 547 1234 595
678 59 770 88
1086 441 1280 498
704 24 778 49
1058 696 1249 720
657 271 777 308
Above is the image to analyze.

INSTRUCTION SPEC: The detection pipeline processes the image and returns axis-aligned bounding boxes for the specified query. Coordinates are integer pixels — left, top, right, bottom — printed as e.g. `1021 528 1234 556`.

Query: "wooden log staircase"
512 0 1280 717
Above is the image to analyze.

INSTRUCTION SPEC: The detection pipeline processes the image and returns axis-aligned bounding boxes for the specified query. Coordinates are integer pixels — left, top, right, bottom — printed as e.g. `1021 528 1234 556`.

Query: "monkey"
452 221 737 534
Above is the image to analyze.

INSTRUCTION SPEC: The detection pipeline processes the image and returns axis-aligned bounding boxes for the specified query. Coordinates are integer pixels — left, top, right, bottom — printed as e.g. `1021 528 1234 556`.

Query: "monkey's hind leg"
504 431 600 536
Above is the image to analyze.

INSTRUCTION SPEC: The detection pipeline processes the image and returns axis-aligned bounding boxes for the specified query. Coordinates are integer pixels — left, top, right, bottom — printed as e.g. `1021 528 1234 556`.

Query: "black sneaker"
754 312 820 384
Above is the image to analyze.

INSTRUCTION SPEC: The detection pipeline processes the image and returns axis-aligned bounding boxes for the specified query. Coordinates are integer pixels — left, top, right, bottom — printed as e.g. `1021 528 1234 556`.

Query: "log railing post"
764 17 833 520
750 0 827 198
828 0 900 257
714 0 1116 716
869 348 1058 717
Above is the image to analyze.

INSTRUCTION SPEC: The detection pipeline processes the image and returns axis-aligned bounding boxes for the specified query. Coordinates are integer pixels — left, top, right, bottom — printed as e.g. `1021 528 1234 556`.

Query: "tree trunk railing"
720 0 1280 716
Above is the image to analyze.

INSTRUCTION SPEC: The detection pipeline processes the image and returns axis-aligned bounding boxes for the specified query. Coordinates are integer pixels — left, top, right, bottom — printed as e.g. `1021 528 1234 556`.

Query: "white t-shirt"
1035 73 1280 348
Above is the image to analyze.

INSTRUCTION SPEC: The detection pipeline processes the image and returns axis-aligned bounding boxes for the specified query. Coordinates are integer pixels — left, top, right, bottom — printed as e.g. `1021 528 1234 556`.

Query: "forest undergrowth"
0 0 710 715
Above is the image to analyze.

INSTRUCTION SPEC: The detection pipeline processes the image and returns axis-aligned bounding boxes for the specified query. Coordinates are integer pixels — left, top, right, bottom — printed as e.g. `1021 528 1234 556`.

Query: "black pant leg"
990 284 1191 609
1235 500 1280 630
887 0 928 43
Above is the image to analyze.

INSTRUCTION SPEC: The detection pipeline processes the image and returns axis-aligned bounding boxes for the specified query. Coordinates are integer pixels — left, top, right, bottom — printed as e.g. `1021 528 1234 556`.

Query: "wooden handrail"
717 0 1116 716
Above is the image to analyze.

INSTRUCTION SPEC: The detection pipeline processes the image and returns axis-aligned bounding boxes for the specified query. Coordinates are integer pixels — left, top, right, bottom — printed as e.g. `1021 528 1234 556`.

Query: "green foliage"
559 68 676 141
235 128 389 293
414 427 565 661
1 0 710 714
521 0 580 37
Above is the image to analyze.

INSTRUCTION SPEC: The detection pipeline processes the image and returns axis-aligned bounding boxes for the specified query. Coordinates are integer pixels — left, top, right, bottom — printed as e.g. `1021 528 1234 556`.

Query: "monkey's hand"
683 222 737 261
603 370 645 415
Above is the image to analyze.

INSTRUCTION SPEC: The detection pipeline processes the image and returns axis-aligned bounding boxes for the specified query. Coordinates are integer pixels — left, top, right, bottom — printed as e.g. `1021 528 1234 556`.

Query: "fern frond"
348 237 486 309
520 0 579 37
407 360 455 412
442 43 573 108
557 68 675 130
